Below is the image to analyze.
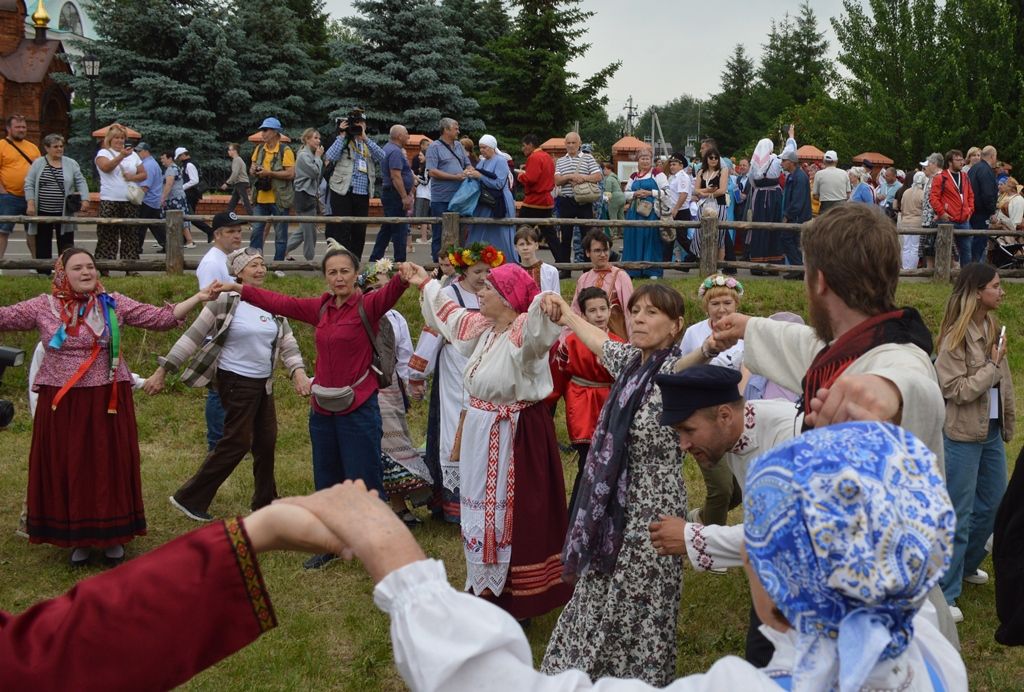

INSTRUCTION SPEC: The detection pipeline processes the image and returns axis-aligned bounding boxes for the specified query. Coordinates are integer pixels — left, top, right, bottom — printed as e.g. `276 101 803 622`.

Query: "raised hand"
711 313 750 350
399 262 430 288
540 293 566 324
243 502 349 557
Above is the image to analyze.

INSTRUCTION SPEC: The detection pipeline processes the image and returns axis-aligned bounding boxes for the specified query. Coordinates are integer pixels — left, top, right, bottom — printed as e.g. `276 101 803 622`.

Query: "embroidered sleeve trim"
224 517 277 633
689 522 715 571
508 313 527 348
408 354 429 373
457 312 491 342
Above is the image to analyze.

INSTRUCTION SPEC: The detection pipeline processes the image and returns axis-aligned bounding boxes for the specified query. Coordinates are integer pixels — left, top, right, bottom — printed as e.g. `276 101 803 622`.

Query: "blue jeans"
370 186 409 262
940 422 1007 603
430 200 450 262
308 393 385 495
951 221 974 266
0 193 26 234
205 388 225 451
250 202 289 261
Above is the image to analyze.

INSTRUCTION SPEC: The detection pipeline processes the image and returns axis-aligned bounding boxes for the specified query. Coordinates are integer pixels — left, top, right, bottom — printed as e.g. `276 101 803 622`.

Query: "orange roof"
612 135 647 152
796 144 825 161
541 137 565 150
247 130 292 143
853 151 894 166
92 122 141 139
408 134 432 147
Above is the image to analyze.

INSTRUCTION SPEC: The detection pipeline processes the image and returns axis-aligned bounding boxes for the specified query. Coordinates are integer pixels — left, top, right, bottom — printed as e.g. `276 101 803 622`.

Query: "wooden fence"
0 209 1005 283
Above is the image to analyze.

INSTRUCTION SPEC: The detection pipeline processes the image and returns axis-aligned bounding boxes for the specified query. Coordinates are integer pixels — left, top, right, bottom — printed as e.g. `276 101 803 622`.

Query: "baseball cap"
135 141 151 152
780 150 799 163
212 211 242 233
259 117 282 131
823 150 838 162
174 147 188 159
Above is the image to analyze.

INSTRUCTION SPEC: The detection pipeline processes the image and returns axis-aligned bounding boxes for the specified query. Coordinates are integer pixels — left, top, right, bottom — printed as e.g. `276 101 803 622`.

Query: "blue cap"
655 365 742 427
259 117 282 131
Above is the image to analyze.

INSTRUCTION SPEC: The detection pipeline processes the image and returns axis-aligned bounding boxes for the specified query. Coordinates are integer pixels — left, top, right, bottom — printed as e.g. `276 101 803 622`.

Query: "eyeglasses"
708 156 720 160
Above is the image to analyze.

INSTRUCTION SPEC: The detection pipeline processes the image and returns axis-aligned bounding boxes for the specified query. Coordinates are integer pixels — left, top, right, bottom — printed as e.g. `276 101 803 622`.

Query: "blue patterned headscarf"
744 422 954 692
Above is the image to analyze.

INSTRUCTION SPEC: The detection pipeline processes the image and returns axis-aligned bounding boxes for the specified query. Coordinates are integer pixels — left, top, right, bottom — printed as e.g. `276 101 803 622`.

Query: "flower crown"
447 242 504 273
357 257 396 288
698 274 744 298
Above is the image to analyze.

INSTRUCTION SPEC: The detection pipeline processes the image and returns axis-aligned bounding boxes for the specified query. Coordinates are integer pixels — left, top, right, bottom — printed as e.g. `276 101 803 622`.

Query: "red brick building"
0 0 71 143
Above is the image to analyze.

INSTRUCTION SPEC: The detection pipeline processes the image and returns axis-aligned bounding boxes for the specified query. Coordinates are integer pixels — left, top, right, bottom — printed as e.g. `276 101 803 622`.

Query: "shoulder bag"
572 155 602 204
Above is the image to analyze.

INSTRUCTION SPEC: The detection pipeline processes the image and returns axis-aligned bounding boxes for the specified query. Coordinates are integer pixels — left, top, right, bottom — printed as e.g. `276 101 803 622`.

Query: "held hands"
400 262 430 288
539 293 571 325
196 283 220 303
804 374 902 429
649 514 686 556
711 313 750 350
142 367 166 395
209 280 243 296
292 370 312 397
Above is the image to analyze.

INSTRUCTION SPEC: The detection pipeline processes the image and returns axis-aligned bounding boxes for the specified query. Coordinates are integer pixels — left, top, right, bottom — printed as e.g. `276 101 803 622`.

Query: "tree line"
65 0 618 185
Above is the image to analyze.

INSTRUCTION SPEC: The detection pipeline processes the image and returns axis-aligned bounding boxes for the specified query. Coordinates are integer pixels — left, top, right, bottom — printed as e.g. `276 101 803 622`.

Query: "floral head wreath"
697 273 744 299
356 257 397 289
446 242 504 274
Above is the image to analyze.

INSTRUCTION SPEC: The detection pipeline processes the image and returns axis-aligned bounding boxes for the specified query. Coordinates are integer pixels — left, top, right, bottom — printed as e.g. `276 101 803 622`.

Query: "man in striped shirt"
553 132 601 275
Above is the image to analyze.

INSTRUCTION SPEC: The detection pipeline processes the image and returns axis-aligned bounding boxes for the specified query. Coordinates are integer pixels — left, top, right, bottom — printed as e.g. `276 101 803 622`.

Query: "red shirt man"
516 133 554 217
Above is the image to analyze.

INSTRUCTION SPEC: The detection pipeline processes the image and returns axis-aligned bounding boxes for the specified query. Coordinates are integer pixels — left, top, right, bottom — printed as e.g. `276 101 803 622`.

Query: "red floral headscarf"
51 251 105 336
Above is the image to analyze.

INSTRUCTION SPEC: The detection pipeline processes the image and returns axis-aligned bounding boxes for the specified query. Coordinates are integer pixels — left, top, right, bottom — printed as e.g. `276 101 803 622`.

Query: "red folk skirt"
27 382 147 548
481 402 573 619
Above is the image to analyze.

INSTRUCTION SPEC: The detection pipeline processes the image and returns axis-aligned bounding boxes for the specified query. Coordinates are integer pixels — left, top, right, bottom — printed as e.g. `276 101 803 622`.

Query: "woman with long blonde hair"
935 262 1015 624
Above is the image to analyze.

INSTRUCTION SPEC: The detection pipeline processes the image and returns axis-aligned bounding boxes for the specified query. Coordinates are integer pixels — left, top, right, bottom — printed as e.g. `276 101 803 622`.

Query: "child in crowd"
570 230 633 340
550 287 625 516
515 225 560 293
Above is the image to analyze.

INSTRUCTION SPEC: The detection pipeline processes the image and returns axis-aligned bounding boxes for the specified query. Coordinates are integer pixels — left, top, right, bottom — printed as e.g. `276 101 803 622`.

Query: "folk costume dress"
570 265 634 340
0 267 182 548
622 169 669 279
746 137 795 265
409 279 480 521
542 340 687 685
419 271 572 619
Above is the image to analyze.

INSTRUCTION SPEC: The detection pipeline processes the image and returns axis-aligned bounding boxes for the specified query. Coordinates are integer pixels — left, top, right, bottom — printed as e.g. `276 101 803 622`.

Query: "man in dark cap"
648 365 801 665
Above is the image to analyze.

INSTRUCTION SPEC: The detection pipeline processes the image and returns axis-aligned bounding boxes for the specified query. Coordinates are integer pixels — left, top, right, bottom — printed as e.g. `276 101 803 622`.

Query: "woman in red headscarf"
402 258 572 621
0 248 214 566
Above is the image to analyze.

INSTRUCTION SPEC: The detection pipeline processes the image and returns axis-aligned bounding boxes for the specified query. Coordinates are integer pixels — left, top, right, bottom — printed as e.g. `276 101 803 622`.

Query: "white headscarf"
912 171 926 189
478 134 507 160
750 138 776 178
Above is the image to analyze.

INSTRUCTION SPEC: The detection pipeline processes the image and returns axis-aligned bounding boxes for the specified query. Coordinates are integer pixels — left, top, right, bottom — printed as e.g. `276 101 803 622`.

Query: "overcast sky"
321 0 854 115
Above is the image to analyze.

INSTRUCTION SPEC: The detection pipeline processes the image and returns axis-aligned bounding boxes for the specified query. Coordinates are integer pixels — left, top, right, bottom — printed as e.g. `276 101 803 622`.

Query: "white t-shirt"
680 318 745 370
196 247 232 288
415 176 431 201
218 302 277 379
667 170 694 214
95 148 142 202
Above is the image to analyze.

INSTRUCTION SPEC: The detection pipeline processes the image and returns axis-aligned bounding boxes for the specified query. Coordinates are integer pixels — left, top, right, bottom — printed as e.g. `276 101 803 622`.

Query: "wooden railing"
0 209 1001 283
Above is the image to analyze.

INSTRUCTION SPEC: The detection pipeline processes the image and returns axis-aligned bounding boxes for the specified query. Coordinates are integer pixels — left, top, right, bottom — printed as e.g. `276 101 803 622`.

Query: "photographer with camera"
324 108 386 261
249 117 295 263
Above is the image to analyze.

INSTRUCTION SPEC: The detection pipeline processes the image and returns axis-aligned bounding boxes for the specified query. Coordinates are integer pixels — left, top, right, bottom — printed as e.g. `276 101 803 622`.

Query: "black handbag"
65 193 82 214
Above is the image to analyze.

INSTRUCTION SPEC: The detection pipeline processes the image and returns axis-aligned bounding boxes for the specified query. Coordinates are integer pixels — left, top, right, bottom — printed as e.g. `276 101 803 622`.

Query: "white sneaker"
949 604 964 623
184 242 196 249
274 270 286 278
963 568 989 585
708 566 727 575
686 507 702 524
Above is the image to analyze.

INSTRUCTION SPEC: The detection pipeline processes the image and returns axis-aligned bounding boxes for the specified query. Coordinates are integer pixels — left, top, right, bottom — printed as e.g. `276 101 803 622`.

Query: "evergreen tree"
322 0 483 136
229 0 322 136
705 45 758 155
442 0 512 96
68 0 249 181
474 0 620 141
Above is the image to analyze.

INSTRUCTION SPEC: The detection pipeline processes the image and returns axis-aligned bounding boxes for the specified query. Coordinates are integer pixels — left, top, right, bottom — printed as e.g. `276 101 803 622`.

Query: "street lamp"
81 53 99 136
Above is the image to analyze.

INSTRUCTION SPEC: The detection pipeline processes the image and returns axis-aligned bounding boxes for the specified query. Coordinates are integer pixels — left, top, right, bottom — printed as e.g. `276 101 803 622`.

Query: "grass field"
0 273 1021 690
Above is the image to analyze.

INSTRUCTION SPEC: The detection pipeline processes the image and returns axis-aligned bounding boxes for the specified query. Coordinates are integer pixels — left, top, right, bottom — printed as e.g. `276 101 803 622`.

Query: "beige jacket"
935 318 1015 442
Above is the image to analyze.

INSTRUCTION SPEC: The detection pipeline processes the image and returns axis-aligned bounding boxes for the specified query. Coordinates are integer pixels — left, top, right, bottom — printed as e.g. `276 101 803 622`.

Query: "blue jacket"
782 167 812 223
968 161 998 222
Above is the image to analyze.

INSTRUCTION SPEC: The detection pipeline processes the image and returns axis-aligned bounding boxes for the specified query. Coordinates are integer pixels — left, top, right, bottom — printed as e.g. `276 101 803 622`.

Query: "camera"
0 345 25 429
336 107 366 137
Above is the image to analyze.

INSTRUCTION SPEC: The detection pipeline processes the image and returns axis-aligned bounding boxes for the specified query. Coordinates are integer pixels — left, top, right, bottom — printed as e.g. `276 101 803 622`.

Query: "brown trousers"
174 370 278 512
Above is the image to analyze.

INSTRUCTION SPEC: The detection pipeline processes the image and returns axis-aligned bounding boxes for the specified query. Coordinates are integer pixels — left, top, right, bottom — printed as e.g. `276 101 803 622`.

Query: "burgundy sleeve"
363 274 409 323
241 285 323 325
0 519 276 692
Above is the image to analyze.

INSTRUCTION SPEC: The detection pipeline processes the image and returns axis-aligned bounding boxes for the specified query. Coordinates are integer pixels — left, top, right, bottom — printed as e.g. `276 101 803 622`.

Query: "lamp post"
82 53 99 136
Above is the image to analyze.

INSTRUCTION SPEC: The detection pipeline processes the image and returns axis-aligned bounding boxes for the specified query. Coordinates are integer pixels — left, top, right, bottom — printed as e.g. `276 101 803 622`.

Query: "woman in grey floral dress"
538 284 716 685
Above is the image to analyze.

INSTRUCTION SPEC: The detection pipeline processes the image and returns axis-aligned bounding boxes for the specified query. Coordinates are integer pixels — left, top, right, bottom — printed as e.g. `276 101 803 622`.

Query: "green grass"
0 274 1022 690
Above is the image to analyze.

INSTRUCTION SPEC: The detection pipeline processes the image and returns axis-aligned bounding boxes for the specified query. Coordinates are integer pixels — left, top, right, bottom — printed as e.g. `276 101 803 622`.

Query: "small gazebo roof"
853 151 894 166
612 135 647 152
796 144 825 162
92 122 141 139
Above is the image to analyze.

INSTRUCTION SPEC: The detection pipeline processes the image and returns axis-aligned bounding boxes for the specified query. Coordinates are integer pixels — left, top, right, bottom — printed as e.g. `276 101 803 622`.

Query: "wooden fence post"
165 210 184 275
934 223 953 283
441 212 461 254
699 214 719 277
